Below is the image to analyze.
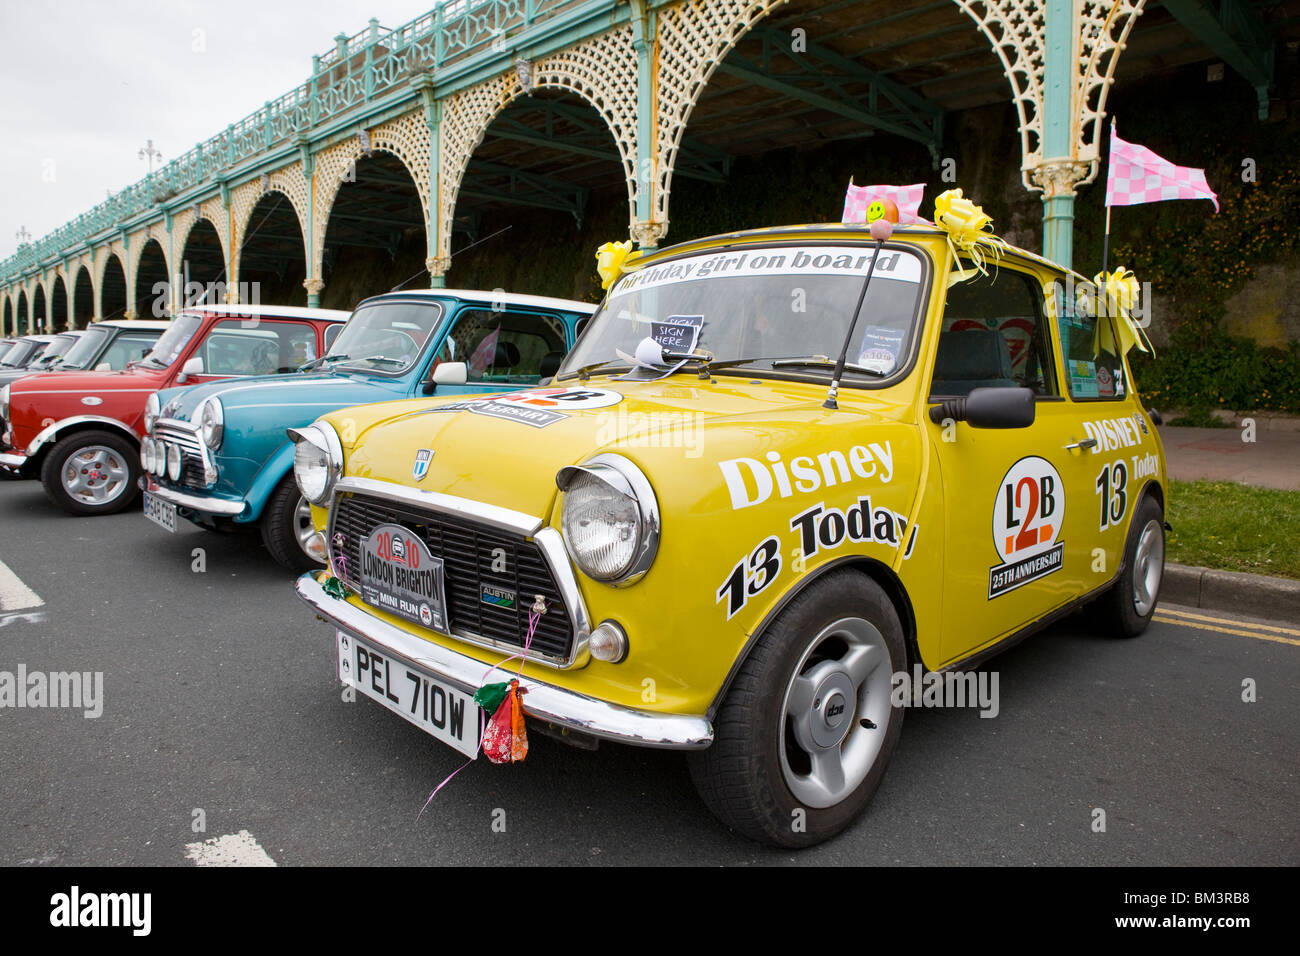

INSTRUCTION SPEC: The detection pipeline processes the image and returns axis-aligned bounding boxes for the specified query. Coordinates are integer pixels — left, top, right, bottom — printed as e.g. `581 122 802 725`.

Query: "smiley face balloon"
865 198 900 224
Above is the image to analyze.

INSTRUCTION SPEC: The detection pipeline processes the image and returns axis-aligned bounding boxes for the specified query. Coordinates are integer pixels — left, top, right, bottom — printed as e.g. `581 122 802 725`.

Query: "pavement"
1157 422 1300 621
1158 424 1300 491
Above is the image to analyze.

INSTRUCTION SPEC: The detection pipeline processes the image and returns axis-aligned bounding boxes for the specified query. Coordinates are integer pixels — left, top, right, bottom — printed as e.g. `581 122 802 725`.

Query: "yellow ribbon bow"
595 240 635 290
933 188 1008 286
1091 267 1152 356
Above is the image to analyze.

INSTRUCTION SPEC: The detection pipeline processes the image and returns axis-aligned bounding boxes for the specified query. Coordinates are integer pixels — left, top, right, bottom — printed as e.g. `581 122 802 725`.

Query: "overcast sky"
0 0 435 262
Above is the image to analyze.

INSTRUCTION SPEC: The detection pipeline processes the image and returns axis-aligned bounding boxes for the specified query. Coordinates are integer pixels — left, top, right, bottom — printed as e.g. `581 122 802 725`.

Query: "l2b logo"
989 456 1065 598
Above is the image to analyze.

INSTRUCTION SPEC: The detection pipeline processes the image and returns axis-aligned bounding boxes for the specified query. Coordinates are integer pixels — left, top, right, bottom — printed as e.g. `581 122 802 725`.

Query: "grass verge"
1167 479 1300 580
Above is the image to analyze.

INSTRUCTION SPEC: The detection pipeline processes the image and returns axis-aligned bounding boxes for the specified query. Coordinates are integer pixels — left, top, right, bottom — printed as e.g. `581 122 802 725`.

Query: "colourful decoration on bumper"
933 188 1008 286
416 597 549 818
322 575 347 599
1092 267 1152 356
596 240 635 290
480 679 529 764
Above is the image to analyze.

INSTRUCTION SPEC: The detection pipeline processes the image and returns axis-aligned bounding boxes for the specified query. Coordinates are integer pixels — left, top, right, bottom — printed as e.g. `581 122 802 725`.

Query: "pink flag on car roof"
469 326 501 374
842 181 928 225
1105 127 1219 212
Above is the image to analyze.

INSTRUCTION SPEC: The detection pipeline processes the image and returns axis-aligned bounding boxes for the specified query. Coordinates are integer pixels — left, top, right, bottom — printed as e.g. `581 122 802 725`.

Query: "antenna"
389 225 514 292
824 213 895 410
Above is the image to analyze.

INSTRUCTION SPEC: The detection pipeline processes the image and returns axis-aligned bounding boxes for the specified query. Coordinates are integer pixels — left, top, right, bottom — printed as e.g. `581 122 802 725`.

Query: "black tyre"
1095 493 1165 638
261 475 324 572
40 429 141 516
689 569 906 847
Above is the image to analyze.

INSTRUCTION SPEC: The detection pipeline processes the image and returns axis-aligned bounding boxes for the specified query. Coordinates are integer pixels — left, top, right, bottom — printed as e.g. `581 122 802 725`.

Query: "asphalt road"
0 477 1295 866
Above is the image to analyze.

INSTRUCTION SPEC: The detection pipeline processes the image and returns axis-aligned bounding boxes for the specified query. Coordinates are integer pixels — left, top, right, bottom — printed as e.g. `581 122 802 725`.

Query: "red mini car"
0 303 347 515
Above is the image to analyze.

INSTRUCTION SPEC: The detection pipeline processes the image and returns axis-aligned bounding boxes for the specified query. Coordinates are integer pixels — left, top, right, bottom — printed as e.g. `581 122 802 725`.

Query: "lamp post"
138 139 162 174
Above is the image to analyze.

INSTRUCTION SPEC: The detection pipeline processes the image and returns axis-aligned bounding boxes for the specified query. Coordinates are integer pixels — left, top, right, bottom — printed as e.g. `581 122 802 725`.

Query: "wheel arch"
1138 477 1164 515
28 415 140 468
707 556 920 720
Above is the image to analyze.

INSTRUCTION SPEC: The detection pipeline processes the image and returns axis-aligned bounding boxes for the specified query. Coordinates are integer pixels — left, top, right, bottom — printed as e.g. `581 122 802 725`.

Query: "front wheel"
261 475 325 572
40 429 141 516
688 569 906 847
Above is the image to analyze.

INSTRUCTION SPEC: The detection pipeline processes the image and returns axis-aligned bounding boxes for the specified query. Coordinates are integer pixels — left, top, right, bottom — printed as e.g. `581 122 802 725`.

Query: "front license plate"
358 523 449 632
143 492 176 532
336 630 479 759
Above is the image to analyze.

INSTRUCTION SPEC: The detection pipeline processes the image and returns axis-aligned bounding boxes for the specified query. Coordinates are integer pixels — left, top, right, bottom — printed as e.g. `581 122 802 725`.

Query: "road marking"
1153 614 1300 648
1157 606 1300 638
0 558 44 612
184 830 277 867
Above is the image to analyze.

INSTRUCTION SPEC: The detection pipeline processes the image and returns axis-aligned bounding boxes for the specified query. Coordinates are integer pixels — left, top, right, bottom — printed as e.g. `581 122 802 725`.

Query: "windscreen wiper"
299 354 352 371
771 356 887 377
572 359 631 382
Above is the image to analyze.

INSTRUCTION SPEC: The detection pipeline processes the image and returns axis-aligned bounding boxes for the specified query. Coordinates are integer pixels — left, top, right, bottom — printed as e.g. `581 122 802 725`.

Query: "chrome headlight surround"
556 453 660 587
288 422 343 506
143 393 160 433
0 384 10 424
193 396 224 449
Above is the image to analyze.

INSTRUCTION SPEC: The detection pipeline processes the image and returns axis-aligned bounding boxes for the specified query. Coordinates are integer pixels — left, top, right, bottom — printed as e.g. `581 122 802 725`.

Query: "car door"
430 305 571 396
926 260 1090 665
1051 279 1159 598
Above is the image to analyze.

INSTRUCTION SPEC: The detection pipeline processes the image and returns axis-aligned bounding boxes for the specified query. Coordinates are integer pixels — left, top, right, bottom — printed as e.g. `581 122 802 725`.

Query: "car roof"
177 304 350 322
641 222 1087 282
371 289 598 315
93 319 174 330
20 334 58 343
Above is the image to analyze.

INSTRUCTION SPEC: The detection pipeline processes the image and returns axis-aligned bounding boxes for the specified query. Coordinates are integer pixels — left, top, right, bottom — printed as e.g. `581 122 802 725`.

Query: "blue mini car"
141 289 596 569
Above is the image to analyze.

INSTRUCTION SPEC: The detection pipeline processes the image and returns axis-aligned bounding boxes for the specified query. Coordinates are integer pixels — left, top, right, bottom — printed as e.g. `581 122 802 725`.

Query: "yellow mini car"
293 219 1167 847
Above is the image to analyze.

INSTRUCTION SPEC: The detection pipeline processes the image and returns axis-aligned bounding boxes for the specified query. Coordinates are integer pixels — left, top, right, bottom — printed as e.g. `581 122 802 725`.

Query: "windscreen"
559 244 925 383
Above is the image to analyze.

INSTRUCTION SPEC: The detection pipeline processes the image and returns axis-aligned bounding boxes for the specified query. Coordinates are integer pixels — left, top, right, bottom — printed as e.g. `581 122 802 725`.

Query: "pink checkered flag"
842 181 928 225
1105 125 1219 212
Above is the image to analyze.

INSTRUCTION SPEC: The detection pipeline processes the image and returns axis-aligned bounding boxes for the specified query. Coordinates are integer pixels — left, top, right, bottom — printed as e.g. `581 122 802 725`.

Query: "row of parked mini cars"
1 216 1172 847
0 292 595 566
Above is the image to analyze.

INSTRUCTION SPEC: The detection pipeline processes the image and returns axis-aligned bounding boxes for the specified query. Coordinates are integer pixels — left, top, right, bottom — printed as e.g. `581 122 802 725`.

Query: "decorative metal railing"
2 0 576 280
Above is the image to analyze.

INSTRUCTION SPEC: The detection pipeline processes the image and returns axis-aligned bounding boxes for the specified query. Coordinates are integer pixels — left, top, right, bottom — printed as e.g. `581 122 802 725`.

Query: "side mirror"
431 361 467 386
929 386 1036 429
176 356 204 383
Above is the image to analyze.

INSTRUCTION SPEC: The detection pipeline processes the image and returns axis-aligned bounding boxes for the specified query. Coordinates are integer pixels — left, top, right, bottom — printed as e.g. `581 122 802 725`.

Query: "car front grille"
152 423 207 489
329 491 575 662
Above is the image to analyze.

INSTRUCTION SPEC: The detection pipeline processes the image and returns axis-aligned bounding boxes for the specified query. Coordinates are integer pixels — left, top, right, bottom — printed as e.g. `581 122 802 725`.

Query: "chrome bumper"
142 477 246 516
0 451 27 468
296 572 713 751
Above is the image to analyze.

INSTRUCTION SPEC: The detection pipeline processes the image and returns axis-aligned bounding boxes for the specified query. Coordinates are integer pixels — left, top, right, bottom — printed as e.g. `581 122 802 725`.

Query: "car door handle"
1064 438 1097 451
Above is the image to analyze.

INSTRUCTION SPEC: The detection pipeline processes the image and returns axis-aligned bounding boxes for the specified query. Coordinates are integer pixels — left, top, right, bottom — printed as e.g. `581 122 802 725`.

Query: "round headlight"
166 443 182 482
194 397 223 449
557 455 660 585
143 393 160 433
289 423 342 505
140 438 154 473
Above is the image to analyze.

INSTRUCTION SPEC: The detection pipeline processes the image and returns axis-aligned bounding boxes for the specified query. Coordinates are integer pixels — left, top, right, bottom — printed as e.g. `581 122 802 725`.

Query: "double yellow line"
1153 606 1300 647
